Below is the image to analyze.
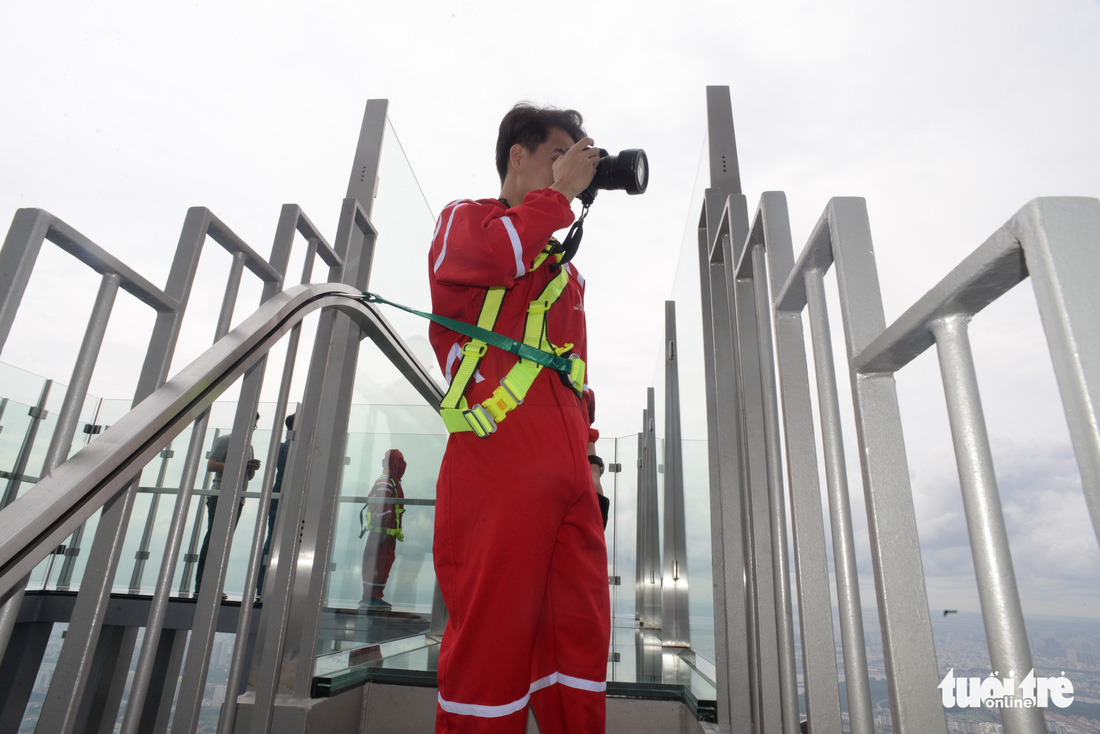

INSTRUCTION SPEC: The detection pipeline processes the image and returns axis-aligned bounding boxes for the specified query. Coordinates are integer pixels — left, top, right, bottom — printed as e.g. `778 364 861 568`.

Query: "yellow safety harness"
361 242 586 439
360 476 405 541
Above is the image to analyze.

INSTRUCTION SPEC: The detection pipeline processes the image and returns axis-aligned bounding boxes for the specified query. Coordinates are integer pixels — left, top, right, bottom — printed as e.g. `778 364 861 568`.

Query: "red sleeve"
585 386 599 444
430 189 574 288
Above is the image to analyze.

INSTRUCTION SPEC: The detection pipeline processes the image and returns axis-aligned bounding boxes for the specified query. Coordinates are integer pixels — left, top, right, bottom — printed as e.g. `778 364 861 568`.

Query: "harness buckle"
461 340 488 358
484 380 522 422
566 354 586 392
462 404 497 438
528 298 552 316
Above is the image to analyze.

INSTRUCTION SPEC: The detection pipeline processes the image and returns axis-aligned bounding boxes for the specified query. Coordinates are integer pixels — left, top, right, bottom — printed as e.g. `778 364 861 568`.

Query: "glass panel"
313 334 446 678
0 398 37 504
364 117 446 391
609 435 639 626
683 438 714 664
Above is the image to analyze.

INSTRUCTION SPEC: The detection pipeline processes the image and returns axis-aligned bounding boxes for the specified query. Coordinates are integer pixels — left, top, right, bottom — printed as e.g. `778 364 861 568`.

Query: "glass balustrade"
0 108 719 723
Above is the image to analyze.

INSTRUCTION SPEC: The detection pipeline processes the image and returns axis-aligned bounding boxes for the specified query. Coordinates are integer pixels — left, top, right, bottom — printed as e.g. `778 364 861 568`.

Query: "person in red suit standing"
428 103 610 733
359 449 406 612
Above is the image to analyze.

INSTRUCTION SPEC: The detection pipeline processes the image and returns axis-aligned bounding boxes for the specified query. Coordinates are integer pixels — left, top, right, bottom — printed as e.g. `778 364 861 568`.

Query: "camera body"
579 148 648 206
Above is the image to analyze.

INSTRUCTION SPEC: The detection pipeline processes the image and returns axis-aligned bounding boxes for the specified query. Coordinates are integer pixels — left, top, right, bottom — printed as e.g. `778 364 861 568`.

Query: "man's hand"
550 137 599 202
588 441 604 497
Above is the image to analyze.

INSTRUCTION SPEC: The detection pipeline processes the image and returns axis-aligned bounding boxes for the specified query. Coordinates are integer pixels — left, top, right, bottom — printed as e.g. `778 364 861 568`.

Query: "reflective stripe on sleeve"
445 341 483 385
437 671 606 718
434 202 470 274
500 216 524 278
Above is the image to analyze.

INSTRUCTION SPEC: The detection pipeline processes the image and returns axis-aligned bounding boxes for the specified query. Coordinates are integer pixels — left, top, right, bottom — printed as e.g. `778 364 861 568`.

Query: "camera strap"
556 202 590 265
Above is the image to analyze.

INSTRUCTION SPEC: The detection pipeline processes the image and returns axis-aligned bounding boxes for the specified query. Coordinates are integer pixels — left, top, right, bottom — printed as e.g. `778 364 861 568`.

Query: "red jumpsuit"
361 449 406 605
428 189 610 732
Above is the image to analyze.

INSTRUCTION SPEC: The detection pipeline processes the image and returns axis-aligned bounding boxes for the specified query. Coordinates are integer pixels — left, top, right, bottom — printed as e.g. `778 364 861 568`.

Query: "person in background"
256 412 295 598
359 448 406 612
195 413 260 596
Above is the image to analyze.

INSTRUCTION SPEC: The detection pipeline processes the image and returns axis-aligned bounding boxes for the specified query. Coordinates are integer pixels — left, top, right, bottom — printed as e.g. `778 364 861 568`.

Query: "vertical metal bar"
749 242 800 733
285 207 379 698
287 333 361 695
661 301 691 647
804 269 874 734
118 417 209 734
172 374 266 734
0 208 49 353
610 436 620 624
248 268 353 734
705 86 742 197
1014 198 1100 545
635 427 646 623
128 443 174 592
773 310 845 734
710 193 756 731
0 378 51 670
763 192 844 734
0 620 52 731
249 200 379 731
53 523 84 589
171 249 250 731
699 191 734 730
344 98 388 292
732 234 782 733
828 197 946 733
42 273 122 474
930 315 1045 734
138 629 187 734
217 213 304 734
73 625 138 734
179 429 218 596
0 379 51 509
640 389 662 629
247 134 380 721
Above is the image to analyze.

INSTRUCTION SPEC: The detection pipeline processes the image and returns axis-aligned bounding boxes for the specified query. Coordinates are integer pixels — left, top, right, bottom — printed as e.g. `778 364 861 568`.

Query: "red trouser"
433 402 610 733
362 533 396 599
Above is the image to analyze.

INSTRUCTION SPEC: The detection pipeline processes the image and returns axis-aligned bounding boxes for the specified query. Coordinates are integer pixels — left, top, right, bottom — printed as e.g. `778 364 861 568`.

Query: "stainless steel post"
749 242 800 733
661 301 691 647
804 270 873 734
930 315 1045 734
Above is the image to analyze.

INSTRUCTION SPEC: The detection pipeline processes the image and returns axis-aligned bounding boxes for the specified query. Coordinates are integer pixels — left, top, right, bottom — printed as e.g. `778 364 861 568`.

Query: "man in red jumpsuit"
360 448 406 612
428 103 610 732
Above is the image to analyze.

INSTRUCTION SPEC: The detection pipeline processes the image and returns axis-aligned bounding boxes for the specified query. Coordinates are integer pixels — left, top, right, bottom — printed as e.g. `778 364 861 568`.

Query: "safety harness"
359 476 405 540
361 241 585 439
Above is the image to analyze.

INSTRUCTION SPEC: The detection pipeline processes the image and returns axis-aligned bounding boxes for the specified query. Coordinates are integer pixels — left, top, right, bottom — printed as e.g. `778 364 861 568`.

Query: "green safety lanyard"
360 291 575 375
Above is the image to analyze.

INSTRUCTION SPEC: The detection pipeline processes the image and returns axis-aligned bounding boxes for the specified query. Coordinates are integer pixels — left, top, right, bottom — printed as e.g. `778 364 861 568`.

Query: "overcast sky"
2 0 1098 633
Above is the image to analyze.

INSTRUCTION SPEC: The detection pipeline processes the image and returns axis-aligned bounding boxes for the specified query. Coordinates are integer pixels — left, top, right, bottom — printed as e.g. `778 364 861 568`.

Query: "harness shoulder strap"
439 286 505 412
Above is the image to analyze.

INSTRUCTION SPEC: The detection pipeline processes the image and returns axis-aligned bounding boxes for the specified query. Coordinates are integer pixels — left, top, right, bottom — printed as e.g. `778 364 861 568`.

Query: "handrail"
0 283 442 601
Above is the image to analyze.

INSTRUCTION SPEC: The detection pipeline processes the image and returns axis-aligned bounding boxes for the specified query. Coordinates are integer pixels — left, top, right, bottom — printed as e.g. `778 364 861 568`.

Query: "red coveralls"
361 449 406 603
428 189 610 732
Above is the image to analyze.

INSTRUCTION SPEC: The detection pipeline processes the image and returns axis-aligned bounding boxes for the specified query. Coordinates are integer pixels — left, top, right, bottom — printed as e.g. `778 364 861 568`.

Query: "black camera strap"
556 201 590 266
500 196 589 266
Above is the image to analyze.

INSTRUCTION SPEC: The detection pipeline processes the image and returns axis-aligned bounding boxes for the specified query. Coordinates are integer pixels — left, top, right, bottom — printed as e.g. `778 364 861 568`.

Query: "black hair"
495 103 586 184
285 413 295 430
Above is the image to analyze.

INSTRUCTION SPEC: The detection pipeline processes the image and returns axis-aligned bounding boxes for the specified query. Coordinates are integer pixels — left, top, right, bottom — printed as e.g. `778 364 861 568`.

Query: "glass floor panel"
313 615 717 715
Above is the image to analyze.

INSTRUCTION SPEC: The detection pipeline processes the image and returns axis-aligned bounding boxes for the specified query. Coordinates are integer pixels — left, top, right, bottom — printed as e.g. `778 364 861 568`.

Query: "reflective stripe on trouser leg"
362 535 395 600
433 403 609 733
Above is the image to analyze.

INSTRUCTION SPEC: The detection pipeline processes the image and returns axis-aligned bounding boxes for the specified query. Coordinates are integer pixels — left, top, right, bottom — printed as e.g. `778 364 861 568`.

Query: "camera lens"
585 148 649 200
633 152 647 193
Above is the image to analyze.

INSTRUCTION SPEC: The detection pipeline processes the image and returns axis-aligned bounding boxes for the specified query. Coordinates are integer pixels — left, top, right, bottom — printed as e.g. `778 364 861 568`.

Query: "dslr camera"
579 148 649 206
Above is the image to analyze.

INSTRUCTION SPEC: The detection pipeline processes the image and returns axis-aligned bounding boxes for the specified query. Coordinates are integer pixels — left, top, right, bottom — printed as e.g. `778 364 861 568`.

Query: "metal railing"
699 86 1100 734
0 99 454 734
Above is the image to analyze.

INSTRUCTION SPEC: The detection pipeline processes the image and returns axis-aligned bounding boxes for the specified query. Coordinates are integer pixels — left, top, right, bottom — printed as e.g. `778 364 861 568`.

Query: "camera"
579 148 648 206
